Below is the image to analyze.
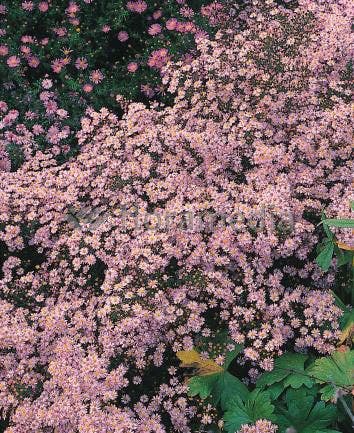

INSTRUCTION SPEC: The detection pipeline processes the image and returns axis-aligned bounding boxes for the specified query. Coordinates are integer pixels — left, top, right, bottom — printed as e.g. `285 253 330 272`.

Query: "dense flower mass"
0 0 353 432
0 0 223 169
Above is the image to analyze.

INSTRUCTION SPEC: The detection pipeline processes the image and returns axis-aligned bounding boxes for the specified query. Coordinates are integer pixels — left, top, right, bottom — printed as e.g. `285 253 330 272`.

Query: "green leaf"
212 372 249 410
257 353 313 390
338 308 354 345
313 430 341 433
188 374 219 400
186 346 248 410
322 218 354 228
275 388 337 433
330 290 347 311
188 371 249 409
319 384 336 402
224 398 253 433
224 390 275 433
314 428 341 433
336 249 352 267
331 293 353 342
321 212 334 240
306 350 354 396
316 242 334 271
283 371 313 389
224 345 244 369
267 382 284 400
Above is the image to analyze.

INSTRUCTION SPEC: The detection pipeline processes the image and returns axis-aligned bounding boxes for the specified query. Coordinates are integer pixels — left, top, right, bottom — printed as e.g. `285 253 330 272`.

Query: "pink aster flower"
75 57 88 70
66 2 80 15
126 0 147 13
90 70 104 84
51 59 63 73
118 31 129 42
38 1 49 12
175 22 187 32
21 1 34 11
44 100 58 114
28 56 40 68
0 101 8 112
154 84 166 95
237 420 278 433
147 48 170 70
7 56 21 68
46 126 61 144
83 83 93 92
0 4 6 14
200 1 225 25
184 22 196 33
152 10 162 20
53 27 68 37
56 109 68 118
24 110 37 120
0 45 8 56
42 79 53 89
148 24 162 36
61 56 71 66
20 45 31 56
0 154 10 172
127 62 138 73
102 25 111 33
32 124 44 135
39 91 53 102
166 18 178 30
141 84 155 98
21 35 35 43
2 109 19 124
69 18 80 26
181 53 193 64
180 6 194 18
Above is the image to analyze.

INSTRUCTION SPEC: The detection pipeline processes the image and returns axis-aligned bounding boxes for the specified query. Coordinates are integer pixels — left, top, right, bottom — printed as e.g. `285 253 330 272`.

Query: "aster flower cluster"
0 0 352 432
237 420 278 433
0 0 224 169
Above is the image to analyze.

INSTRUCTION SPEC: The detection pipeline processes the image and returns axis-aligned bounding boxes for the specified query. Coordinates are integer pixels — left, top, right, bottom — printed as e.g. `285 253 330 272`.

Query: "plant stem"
338 394 354 428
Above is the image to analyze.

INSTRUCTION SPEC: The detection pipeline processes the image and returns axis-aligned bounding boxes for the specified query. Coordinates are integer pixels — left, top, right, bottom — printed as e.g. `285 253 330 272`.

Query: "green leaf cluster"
187 345 248 410
316 212 353 272
182 350 354 433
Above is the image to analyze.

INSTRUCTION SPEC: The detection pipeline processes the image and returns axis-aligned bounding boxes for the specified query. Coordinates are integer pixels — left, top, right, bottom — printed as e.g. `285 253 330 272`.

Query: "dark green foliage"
274 388 339 433
224 390 275 433
181 349 354 432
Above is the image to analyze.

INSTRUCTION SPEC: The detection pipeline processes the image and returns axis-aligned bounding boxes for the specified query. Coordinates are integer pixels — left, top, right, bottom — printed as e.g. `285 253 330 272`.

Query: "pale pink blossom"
21 1 34 11
126 0 147 13
75 57 88 70
127 62 138 72
0 45 8 56
83 83 93 92
6 55 20 68
38 1 49 12
117 31 129 42
166 18 178 30
148 23 162 36
90 70 104 84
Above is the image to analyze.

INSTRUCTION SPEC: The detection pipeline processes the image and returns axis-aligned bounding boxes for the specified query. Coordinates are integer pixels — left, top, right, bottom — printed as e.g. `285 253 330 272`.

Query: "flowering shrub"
0 0 353 432
0 0 225 169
